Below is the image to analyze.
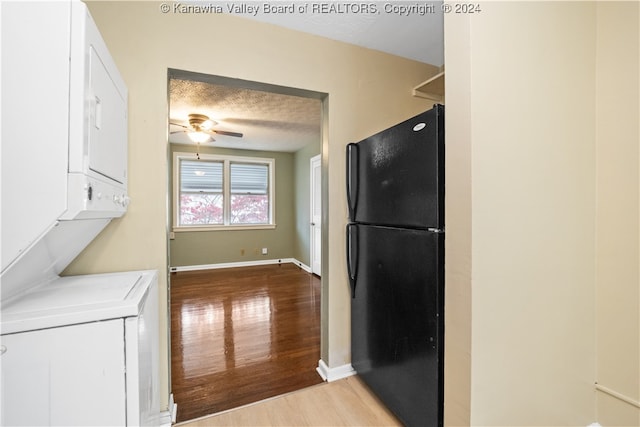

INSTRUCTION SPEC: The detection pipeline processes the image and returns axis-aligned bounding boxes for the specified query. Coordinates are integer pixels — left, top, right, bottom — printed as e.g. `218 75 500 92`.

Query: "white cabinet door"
1 320 126 426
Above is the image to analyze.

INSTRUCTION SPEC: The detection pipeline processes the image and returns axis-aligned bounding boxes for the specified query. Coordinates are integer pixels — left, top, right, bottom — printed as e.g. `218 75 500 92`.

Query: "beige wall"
471 2 597 424
443 11 472 427
65 1 437 410
595 2 640 425
445 1 639 425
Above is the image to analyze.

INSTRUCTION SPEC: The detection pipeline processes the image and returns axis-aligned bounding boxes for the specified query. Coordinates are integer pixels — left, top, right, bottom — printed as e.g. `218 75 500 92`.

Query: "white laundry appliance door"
1 319 126 426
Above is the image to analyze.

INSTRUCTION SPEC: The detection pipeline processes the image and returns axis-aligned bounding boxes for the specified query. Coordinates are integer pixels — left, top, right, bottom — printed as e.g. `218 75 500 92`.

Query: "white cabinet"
0 270 160 426
1 320 127 426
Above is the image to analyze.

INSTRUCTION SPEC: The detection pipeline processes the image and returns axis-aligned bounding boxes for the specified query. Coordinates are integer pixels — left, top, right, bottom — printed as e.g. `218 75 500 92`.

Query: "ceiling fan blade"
170 130 187 135
213 130 243 138
170 122 189 129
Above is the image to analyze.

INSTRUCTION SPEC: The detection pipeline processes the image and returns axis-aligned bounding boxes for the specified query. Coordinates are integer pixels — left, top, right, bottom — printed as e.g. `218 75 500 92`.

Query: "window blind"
180 160 223 193
230 163 268 195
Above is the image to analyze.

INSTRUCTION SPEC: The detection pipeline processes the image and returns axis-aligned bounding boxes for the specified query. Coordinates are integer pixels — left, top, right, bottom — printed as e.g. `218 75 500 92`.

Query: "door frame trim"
310 153 322 276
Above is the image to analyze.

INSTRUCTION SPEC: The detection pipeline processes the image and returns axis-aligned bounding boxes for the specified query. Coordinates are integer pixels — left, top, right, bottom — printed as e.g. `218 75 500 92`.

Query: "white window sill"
173 224 276 232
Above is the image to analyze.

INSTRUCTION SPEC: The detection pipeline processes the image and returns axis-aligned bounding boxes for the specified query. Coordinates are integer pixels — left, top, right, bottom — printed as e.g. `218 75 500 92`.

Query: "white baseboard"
159 393 177 426
316 359 356 382
159 412 171 427
170 258 311 273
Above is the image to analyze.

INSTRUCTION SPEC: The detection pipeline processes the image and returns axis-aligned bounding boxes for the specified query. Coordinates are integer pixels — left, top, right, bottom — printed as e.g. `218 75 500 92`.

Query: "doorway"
166 69 327 422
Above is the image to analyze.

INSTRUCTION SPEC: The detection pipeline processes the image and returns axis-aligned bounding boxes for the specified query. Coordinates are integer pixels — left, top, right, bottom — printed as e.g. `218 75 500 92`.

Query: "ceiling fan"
170 113 244 143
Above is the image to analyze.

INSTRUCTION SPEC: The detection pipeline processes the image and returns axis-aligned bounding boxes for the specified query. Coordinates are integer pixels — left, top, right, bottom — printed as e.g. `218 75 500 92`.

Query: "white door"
310 155 322 276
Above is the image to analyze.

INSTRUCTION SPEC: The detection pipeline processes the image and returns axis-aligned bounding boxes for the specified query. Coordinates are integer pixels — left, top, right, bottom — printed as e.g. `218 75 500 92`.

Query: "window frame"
173 152 276 232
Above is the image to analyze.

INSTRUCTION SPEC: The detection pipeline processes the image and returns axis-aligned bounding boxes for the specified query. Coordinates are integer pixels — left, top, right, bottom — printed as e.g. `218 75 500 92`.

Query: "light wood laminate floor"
177 375 402 427
171 264 323 422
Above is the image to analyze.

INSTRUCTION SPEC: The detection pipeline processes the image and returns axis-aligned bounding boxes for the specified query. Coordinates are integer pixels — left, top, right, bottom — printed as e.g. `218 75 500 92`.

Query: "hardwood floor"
177 376 402 427
171 264 323 423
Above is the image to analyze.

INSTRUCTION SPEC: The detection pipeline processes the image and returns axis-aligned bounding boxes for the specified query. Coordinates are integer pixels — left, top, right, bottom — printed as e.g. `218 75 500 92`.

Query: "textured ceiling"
169 78 322 153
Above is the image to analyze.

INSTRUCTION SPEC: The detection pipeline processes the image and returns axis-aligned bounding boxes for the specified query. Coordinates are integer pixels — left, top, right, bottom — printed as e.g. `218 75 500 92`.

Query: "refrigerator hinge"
428 228 445 233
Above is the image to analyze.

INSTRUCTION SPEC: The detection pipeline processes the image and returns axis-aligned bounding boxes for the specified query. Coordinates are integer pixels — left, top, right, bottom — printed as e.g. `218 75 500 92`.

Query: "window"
174 153 275 230
230 162 269 224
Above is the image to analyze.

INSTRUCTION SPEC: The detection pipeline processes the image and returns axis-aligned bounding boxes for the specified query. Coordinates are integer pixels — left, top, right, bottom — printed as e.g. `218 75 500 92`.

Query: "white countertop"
1 270 156 335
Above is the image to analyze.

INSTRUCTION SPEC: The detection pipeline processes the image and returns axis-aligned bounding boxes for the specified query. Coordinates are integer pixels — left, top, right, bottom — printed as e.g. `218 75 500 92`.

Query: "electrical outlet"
262 248 268 255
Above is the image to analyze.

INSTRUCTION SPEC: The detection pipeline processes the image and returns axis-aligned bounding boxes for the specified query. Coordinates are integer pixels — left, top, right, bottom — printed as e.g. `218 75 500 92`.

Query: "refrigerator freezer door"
346 105 444 229
349 224 444 426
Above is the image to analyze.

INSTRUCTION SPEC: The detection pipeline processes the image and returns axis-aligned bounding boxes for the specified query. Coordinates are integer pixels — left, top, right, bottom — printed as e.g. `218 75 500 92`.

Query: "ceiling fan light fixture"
188 113 216 129
188 131 210 144
200 119 215 130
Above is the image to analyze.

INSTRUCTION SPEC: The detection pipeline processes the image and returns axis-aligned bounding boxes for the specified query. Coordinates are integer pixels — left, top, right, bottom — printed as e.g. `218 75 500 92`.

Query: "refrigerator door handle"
346 224 358 298
346 143 359 220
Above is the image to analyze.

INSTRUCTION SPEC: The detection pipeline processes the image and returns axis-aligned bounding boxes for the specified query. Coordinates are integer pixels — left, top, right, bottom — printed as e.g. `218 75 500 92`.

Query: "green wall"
169 141 319 268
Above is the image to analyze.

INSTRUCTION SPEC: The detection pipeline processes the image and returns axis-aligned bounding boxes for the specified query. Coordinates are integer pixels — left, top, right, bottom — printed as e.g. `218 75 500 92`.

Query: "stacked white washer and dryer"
1 2 160 425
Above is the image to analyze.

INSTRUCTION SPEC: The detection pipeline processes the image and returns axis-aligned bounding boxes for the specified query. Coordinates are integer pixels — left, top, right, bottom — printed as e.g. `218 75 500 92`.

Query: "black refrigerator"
346 104 444 426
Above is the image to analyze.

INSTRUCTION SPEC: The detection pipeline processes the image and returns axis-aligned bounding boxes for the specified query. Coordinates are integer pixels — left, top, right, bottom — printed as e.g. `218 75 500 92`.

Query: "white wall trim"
159 411 171 427
159 393 177 426
170 258 311 273
316 359 356 382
